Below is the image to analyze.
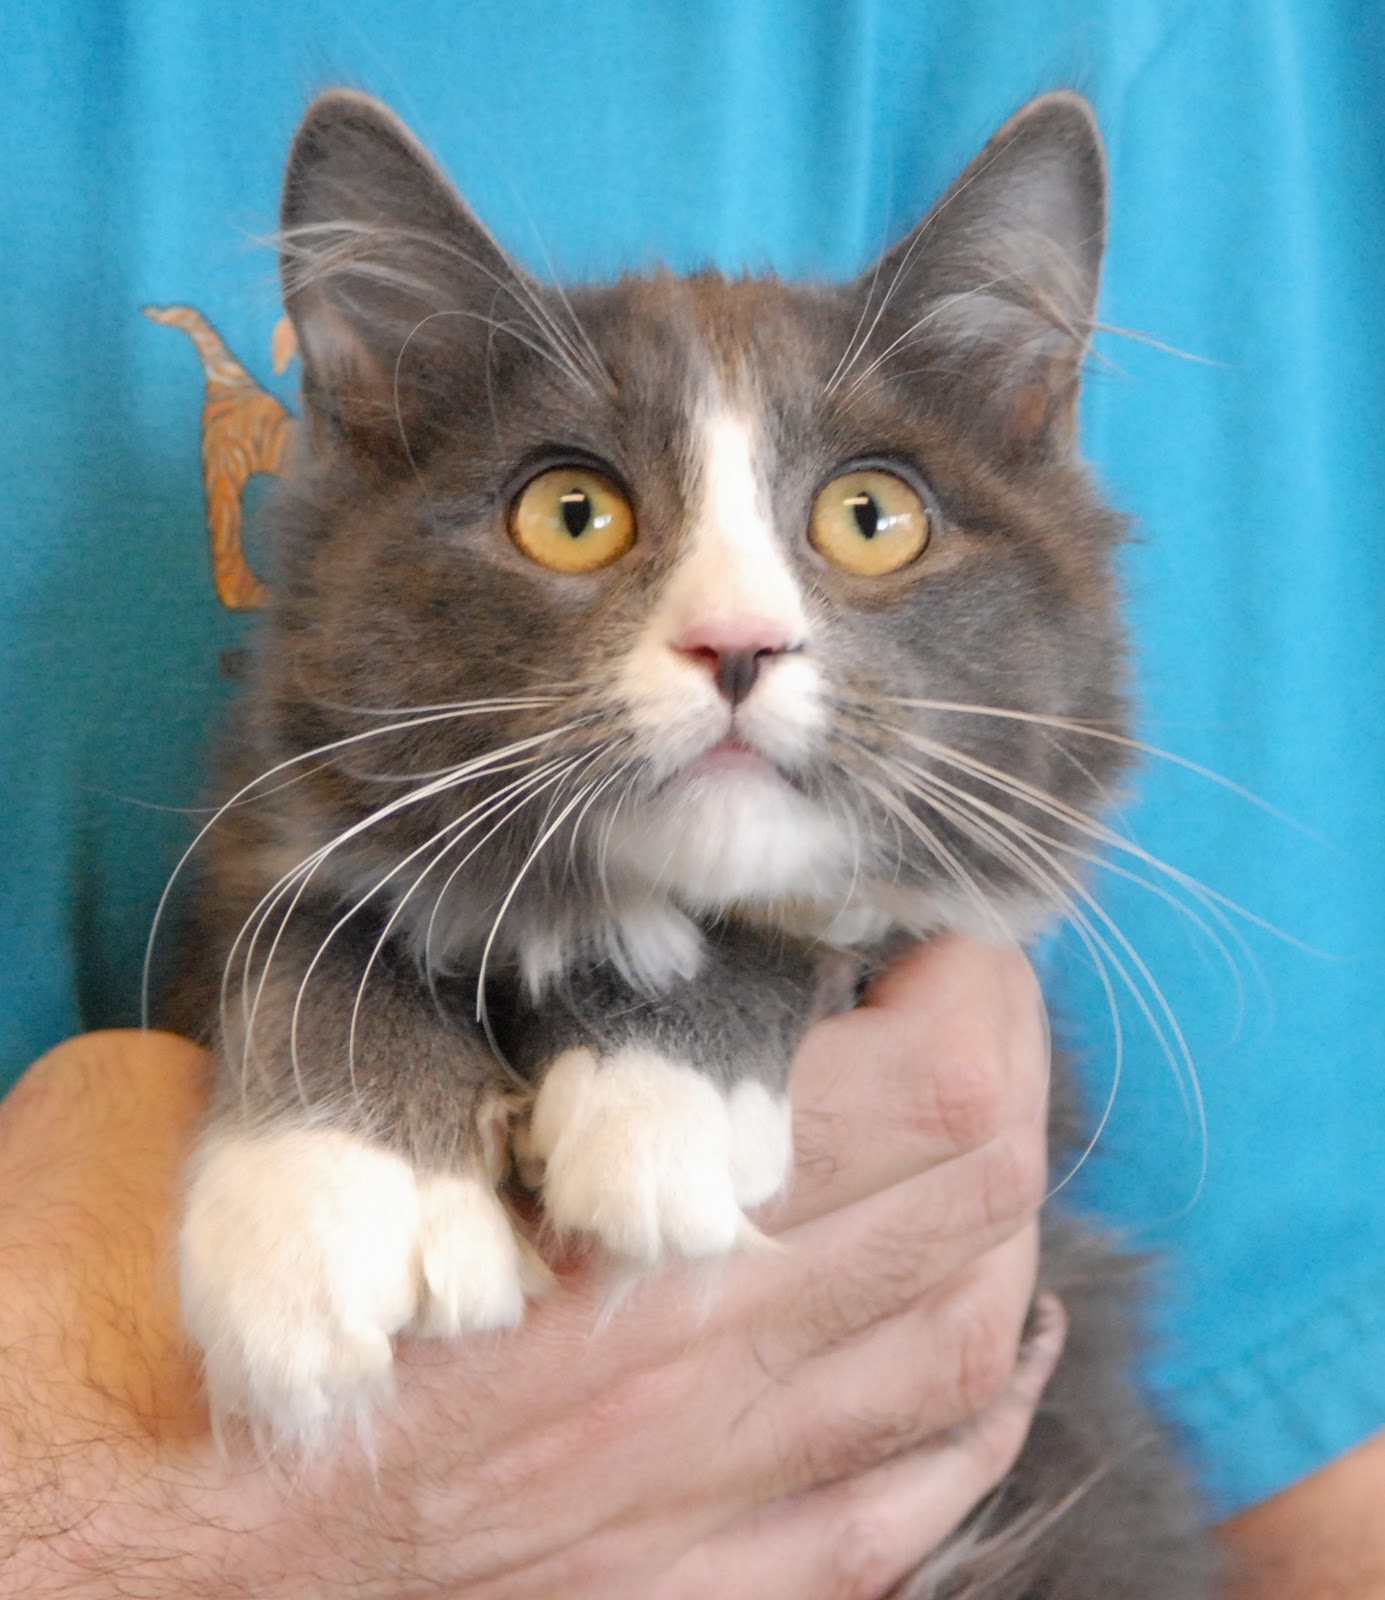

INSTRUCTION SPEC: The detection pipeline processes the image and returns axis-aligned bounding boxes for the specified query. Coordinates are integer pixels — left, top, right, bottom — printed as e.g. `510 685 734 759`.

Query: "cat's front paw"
179 1127 526 1442
524 1046 793 1261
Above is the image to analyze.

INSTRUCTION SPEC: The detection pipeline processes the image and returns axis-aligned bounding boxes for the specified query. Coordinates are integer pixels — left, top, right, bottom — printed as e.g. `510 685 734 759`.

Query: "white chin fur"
606 769 852 907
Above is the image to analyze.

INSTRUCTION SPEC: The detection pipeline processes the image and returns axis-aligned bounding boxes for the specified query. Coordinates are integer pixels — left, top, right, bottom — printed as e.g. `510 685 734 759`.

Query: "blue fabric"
4 0 1382 1517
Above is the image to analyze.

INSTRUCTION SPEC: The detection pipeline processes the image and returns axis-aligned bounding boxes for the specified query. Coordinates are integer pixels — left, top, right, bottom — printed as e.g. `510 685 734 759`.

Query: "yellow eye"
809 469 930 576
509 467 635 573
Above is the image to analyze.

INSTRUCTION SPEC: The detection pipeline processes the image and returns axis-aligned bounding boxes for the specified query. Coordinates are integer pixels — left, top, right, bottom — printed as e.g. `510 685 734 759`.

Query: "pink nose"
672 618 801 708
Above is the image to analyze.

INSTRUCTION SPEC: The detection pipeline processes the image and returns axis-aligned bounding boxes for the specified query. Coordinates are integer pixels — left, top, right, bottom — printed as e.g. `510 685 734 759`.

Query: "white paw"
727 1078 796 1208
412 1171 528 1336
179 1127 525 1442
525 1047 793 1262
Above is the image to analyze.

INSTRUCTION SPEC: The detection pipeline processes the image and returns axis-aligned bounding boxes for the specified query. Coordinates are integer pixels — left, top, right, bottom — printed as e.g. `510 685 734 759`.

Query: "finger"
420 1070 1044 1445
735 1110 1046 1366
656 1296 1067 1600
396 1169 1038 1549
737 1226 1039 1502
775 938 1048 1230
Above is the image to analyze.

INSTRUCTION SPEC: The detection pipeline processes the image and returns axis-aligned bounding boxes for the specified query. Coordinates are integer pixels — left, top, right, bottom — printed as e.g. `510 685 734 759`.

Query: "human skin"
0 938 1058 1600
2 935 1376 1600
1219 1430 1385 1600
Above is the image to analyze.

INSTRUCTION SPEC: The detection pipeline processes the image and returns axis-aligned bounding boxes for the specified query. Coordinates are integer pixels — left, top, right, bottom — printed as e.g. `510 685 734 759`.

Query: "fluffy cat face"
254 90 1126 961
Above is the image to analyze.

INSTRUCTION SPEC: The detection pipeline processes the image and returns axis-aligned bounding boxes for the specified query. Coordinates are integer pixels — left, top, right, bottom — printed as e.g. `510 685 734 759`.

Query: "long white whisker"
881 759 1127 1195
1090 320 1224 366
843 717 1210 1201
880 696 1307 832
858 702 1317 972
231 729 574 1016
141 697 574 1027
474 758 616 1055
922 741 1254 1016
224 725 587 1098
872 719 1260 969
544 275 615 396
856 717 1286 1039
824 247 891 399
467 178 615 396
292 691 568 718
877 751 1207 1201
844 753 1009 940
563 751 632 881
417 759 587 986
233 746 557 1106
334 757 586 1100
593 758 643 918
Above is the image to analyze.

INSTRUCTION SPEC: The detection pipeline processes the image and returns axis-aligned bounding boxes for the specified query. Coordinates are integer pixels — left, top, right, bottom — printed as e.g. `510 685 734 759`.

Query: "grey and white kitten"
174 90 1212 1596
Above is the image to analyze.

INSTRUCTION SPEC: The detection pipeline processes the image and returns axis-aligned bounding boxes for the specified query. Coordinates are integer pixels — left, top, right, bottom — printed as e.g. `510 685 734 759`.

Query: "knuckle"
962 1380 1038 1490
828 1501 910 1600
950 1282 1023 1419
926 1038 1008 1153
981 1127 1048 1230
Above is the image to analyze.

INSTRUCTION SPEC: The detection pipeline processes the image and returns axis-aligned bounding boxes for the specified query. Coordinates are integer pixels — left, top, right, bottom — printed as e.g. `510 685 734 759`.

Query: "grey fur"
168 89 1213 1595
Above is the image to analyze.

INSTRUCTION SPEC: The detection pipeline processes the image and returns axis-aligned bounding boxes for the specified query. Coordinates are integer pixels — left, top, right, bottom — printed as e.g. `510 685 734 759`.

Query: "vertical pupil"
560 490 592 538
848 491 880 539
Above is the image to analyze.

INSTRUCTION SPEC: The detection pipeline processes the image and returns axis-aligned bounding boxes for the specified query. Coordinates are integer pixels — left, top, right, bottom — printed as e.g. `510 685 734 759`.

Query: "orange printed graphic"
143 305 299 610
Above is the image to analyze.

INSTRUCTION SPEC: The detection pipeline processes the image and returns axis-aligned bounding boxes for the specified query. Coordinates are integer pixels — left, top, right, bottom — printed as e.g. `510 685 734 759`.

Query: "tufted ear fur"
854 92 1107 458
279 90 543 468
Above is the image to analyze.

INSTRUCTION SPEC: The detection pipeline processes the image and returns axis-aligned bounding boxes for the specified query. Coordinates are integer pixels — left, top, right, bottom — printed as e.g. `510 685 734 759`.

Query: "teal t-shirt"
4 0 1383 1517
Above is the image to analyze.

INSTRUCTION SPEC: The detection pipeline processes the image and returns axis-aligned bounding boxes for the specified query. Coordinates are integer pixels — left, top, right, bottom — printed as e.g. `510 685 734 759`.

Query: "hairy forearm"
0 1038 416 1600
0 1033 238 1599
1218 1429 1385 1600
5 1011 1380 1600
0 947 1060 1600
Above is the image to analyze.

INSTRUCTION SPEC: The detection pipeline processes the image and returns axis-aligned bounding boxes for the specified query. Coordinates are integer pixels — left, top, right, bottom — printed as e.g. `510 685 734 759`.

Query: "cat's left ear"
854 92 1106 457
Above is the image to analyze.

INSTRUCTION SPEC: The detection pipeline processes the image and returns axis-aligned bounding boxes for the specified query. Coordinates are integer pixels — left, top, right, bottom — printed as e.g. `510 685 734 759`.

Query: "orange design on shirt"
143 305 299 611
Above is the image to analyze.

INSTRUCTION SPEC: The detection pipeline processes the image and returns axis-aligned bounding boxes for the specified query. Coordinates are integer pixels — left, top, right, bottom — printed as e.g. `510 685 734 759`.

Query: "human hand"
0 937 1055 1600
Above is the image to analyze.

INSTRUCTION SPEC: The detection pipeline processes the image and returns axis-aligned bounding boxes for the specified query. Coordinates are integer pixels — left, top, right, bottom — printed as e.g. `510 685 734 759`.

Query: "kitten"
173 89 1212 1594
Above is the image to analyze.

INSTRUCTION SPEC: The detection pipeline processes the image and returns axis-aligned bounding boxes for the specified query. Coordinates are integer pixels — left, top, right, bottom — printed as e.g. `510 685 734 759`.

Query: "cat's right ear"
279 91 535 466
